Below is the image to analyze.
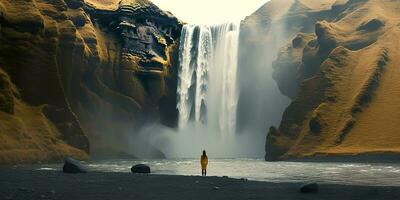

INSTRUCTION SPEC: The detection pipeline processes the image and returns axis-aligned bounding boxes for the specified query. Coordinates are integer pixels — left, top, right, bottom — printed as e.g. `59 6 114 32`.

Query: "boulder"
299 182 319 193
63 157 87 173
131 164 151 174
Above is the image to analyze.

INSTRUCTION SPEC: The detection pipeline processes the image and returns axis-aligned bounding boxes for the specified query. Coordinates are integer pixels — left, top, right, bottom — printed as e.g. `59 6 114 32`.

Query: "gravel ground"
1 168 400 200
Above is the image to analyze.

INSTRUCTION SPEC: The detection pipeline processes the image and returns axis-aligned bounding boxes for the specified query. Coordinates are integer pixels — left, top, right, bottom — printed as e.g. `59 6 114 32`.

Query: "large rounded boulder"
131 164 151 174
63 157 87 173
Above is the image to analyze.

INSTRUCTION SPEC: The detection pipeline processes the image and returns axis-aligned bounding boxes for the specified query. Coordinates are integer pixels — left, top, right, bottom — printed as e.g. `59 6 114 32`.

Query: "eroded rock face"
0 0 182 164
0 69 17 114
260 0 400 161
79 0 182 157
0 0 90 164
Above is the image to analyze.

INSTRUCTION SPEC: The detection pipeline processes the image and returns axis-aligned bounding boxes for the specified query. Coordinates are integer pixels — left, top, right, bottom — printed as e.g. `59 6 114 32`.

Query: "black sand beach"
1 168 400 200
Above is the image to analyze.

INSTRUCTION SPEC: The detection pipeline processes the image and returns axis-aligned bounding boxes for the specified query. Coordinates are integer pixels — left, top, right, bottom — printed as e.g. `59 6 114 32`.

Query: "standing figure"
200 150 208 176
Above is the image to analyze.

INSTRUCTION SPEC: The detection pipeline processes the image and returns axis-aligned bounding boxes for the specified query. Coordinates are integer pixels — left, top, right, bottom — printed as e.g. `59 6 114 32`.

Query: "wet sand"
1 168 400 200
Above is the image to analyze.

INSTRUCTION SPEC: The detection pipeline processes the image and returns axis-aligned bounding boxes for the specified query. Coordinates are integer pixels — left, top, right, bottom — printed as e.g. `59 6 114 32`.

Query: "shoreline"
285 154 400 164
3 152 400 166
1 168 400 200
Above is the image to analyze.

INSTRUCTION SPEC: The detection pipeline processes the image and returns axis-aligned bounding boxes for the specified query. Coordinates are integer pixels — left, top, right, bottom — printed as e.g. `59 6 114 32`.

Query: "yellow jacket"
201 155 208 169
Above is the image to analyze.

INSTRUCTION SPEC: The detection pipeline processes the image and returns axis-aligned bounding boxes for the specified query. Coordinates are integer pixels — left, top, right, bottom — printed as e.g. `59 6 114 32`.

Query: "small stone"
222 176 228 178
299 182 319 193
213 186 220 190
240 178 248 181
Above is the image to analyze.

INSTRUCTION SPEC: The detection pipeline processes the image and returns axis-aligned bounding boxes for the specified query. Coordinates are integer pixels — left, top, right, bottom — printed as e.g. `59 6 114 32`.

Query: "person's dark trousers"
202 169 206 176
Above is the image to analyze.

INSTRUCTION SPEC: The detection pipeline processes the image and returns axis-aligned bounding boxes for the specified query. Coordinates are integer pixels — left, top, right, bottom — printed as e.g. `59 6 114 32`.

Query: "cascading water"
131 3 291 158
177 23 240 138
141 21 288 158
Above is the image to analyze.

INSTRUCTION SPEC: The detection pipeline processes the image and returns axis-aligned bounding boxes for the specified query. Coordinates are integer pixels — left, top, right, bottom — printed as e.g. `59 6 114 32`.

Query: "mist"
236 19 292 138
135 123 265 158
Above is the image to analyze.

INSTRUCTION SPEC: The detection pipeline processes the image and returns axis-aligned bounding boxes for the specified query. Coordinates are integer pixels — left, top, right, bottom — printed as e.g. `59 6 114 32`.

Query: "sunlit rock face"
256 0 400 161
0 0 182 164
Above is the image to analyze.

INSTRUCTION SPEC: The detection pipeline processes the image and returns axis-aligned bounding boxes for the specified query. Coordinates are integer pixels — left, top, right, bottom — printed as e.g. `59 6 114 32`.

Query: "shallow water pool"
39 158 400 186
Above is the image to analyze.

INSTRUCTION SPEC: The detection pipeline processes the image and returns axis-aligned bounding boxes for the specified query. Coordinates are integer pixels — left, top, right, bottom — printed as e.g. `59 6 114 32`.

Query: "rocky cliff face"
0 0 181 164
250 0 400 160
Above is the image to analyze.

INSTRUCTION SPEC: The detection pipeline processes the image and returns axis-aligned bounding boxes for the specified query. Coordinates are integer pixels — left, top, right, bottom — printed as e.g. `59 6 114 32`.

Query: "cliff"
0 0 181 164
248 0 400 160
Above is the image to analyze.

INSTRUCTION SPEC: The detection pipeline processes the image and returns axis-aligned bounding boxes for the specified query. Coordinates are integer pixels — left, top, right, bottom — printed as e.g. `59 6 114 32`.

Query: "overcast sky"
151 0 270 25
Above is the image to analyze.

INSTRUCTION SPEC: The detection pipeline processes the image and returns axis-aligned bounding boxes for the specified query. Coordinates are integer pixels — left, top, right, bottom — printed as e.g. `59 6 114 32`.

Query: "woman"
200 150 208 176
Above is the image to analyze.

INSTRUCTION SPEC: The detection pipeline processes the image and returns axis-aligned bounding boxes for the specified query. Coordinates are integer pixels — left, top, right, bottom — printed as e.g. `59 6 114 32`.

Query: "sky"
151 0 270 25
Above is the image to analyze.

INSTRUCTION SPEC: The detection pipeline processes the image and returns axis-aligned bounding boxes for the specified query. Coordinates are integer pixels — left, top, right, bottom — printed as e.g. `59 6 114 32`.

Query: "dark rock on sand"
299 182 319 193
63 157 87 174
131 164 151 174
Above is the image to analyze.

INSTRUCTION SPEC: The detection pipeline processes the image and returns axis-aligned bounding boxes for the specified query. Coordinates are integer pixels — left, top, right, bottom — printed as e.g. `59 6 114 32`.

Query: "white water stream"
177 23 240 139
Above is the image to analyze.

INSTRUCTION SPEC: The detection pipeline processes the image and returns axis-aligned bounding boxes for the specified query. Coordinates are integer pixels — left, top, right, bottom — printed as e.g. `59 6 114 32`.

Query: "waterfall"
177 23 240 137
141 21 289 158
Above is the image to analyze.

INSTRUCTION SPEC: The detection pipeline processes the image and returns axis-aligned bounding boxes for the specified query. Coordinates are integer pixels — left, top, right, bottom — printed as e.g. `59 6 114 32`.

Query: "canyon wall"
3 0 399 164
247 0 400 160
0 0 181 164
